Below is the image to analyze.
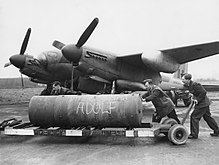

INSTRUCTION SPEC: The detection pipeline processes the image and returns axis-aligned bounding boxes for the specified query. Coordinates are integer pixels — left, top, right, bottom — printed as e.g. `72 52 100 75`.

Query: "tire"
161 118 178 126
161 118 178 136
168 124 188 145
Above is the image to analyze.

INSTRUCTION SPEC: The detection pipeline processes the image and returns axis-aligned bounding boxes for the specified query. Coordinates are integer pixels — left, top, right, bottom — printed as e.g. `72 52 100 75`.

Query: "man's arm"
145 89 160 102
194 83 207 103
141 91 149 99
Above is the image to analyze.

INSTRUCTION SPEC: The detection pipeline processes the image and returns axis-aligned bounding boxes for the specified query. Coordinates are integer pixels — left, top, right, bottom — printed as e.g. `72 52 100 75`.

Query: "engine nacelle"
141 50 180 73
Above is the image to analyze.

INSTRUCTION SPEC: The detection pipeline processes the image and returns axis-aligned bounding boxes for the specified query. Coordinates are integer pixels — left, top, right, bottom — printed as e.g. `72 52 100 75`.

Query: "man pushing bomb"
141 79 180 124
182 73 219 139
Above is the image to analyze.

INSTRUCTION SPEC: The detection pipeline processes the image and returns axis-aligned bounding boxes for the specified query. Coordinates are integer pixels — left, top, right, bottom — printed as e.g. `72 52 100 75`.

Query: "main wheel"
168 124 188 145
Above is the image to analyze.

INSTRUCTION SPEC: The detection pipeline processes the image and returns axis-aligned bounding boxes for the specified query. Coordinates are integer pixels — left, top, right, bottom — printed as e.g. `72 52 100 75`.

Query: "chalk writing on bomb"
76 101 116 115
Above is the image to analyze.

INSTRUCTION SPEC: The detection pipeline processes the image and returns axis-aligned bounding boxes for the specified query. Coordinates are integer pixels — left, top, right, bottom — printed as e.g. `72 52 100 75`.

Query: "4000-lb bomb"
28 94 143 128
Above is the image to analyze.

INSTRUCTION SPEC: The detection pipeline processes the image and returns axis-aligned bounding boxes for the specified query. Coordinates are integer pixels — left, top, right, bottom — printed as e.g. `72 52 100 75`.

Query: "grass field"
0 88 44 105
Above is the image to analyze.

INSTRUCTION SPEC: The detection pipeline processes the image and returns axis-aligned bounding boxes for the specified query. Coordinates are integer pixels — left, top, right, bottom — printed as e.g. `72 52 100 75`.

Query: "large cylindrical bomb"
28 94 143 128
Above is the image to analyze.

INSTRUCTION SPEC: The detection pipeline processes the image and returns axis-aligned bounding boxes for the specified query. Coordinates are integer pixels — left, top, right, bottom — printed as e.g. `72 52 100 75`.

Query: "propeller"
4 28 31 68
4 28 31 69
4 28 31 88
52 17 99 65
52 18 99 90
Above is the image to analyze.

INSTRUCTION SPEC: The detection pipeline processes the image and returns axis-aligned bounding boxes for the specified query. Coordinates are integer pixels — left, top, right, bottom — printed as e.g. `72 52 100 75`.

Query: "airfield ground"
0 88 219 165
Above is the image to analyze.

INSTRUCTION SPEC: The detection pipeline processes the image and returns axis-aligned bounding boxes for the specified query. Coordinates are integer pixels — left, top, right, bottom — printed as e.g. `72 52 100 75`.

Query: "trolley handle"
181 99 196 125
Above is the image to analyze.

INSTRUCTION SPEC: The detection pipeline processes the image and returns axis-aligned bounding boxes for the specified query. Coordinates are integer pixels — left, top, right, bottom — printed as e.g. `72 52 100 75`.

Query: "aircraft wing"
161 41 219 64
117 53 147 69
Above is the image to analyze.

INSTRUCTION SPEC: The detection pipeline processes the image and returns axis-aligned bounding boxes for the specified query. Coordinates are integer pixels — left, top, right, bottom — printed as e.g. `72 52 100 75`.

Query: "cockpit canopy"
36 50 64 67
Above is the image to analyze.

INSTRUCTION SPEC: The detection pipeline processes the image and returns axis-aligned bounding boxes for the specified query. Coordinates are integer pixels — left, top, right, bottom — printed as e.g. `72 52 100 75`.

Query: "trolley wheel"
161 118 178 136
161 118 178 126
168 124 188 145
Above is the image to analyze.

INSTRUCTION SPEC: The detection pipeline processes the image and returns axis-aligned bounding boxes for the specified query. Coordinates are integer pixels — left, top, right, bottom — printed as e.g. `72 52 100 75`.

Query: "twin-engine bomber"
4 17 219 96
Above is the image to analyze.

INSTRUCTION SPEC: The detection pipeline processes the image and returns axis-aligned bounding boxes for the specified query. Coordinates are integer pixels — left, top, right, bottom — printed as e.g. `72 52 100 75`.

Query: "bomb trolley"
0 95 195 145
0 102 194 145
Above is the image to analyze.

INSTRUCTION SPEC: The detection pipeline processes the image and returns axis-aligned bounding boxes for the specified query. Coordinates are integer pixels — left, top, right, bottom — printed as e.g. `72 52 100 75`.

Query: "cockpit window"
37 51 48 67
37 50 62 67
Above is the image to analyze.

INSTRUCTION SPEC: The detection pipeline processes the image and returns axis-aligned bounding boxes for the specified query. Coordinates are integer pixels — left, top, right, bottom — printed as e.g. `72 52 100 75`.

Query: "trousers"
152 109 180 124
190 106 219 138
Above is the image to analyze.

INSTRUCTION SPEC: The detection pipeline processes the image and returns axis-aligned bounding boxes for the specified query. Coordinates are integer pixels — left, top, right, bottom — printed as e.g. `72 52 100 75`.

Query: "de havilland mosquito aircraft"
4 17 219 101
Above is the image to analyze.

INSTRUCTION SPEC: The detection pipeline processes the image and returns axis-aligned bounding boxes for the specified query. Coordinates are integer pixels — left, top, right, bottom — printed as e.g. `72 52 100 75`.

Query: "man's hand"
141 97 145 102
193 99 198 104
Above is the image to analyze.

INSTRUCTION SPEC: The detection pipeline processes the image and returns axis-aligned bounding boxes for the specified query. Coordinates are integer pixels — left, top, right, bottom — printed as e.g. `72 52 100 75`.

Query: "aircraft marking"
85 51 107 61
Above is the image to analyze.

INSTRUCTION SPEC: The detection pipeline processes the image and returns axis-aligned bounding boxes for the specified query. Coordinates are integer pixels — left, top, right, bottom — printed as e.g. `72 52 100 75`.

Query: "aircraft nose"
9 55 26 69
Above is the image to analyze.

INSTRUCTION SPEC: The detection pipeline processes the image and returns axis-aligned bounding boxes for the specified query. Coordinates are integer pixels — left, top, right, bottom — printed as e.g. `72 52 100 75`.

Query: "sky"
1 0 219 80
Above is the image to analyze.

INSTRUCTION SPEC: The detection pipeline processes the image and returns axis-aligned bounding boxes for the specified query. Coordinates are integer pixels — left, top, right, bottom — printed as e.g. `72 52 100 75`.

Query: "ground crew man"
141 79 180 124
51 81 81 95
182 73 219 139
40 84 53 95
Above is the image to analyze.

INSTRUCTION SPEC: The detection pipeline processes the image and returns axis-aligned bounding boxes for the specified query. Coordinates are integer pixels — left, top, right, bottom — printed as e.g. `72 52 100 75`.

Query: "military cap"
184 73 192 80
52 81 61 86
143 79 153 84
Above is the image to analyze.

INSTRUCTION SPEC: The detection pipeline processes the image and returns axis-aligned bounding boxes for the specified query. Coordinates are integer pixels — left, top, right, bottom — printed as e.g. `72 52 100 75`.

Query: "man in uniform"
141 79 180 124
51 81 81 95
182 73 219 139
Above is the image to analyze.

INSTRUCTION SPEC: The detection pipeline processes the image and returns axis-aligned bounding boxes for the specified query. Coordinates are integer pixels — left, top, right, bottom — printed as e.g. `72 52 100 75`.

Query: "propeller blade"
20 28 31 55
4 62 11 68
52 40 65 50
76 17 99 48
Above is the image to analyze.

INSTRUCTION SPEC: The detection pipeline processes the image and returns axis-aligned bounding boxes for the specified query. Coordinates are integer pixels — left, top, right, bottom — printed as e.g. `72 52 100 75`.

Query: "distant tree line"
195 78 219 82
0 78 43 89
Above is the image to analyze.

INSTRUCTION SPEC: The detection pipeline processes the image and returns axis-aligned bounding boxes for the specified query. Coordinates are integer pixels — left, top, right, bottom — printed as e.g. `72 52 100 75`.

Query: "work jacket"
186 81 210 109
142 85 175 117
51 86 73 95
